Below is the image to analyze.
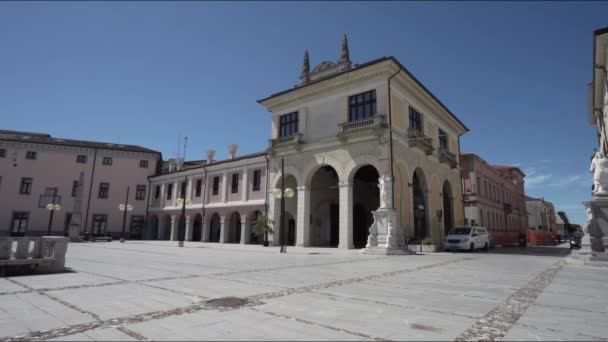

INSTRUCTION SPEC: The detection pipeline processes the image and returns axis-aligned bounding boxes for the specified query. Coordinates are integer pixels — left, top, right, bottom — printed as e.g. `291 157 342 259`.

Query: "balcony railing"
407 128 434 155
337 115 387 142
438 147 458 168
269 133 303 150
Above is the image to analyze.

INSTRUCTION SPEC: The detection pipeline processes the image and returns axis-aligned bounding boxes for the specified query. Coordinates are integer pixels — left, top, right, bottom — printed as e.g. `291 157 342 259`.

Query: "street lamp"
273 158 294 253
119 186 133 243
46 202 61 236
176 175 191 247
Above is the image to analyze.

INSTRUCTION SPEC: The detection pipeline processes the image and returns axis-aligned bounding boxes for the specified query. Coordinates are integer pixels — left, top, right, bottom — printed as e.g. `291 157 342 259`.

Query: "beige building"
258 35 468 249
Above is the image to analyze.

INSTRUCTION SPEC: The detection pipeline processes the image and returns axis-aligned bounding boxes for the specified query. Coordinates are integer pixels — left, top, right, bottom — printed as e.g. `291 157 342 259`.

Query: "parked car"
570 232 584 249
444 226 490 251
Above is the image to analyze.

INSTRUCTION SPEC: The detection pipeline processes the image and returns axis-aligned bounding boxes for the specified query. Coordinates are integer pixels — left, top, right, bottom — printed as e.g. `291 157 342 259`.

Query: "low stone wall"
527 230 555 246
490 231 521 247
0 236 68 275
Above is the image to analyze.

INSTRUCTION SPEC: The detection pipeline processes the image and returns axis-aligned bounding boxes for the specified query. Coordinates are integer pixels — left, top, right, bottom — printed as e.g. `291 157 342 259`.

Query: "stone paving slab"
0 278 27 293
144 276 287 299
47 328 139 341
125 307 365 341
0 292 96 337
46 282 199 320
8 272 120 291
257 291 477 341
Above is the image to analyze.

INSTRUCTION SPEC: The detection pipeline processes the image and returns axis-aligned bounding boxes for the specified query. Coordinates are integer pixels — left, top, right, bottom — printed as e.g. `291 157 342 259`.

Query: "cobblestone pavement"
0 241 606 341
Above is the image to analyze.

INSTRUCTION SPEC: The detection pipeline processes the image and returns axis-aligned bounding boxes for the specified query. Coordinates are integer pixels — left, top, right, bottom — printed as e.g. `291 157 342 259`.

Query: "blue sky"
1 1 606 225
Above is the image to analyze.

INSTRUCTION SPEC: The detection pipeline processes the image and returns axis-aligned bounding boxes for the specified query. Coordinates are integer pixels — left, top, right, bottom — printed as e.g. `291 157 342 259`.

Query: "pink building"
147 146 268 244
460 153 528 246
0 129 161 238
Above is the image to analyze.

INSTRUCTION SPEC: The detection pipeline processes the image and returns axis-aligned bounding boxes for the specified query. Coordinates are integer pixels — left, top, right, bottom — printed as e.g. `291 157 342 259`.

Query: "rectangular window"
195 179 202 197
279 112 299 138
102 157 112 165
180 182 186 198
0 148 6 158
139 160 148 168
76 155 87 163
45 187 57 196
348 89 377 121
20 177 32 194
11 212 29 236
212 176 220 195
136 185 146 200
438 128 448 150
166 183 173 200
231 173 239 193
409 107 423 132
92 214 108 237
72 180 79 197
26 151 37 160
252 170 261 191
154 185 160 199
98 182 109 199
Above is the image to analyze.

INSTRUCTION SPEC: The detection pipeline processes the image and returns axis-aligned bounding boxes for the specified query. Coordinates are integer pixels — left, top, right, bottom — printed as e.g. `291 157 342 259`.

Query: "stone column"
186 178 193 200
219 217 227 243
160 184 166 208
221 171 228 203
241 217 248 244
269 193 280 246
172 181 178 207
202 219 210 242
241 168 249 202
170 215 177 241
185 215 193 241
296 186 310 247
338 181 353 249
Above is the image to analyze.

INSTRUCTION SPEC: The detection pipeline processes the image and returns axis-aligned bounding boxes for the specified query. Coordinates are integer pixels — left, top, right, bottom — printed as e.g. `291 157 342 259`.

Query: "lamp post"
176 175 191 247
272 158 294 253
46 193 61 235
119 186 133 243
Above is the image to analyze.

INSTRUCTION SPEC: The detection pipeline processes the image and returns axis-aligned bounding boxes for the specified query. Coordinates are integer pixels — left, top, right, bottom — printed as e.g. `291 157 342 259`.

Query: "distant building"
0 129 161 238
460 153 527 246
525 196 557 245
555 213 566 237
146 147 268 244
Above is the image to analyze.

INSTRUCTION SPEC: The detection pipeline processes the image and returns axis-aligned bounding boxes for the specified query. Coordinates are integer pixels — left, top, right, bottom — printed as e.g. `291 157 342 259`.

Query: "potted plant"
420 236 437 252
251 214 273 247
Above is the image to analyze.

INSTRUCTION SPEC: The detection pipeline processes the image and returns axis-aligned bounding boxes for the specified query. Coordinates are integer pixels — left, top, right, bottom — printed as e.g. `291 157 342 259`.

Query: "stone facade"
0 130 161 238
461 153 528 246
259 41 468 249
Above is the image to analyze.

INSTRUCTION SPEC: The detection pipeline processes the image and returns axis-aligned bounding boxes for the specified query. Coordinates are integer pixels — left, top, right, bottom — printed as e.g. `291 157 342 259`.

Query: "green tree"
557 211 573 234
251 213 273 246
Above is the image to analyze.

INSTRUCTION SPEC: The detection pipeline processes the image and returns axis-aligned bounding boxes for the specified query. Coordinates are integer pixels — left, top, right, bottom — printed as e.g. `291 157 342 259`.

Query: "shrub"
421 237 433 245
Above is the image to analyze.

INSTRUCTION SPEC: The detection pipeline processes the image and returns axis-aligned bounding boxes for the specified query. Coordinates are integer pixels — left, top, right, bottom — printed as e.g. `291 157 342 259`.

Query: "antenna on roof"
183 137 188 160
177 133 181 159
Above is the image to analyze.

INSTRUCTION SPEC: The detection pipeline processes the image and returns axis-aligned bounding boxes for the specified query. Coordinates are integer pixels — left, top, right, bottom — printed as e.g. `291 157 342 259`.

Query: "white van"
444 226 490 251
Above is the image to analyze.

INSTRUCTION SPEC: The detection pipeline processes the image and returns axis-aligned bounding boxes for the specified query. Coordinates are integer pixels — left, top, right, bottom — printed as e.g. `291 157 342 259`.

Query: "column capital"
296 185 310 191
338 181 352 188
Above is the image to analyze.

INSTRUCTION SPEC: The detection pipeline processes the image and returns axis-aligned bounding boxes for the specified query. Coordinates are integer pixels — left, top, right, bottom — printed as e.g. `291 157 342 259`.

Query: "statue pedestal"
68 213 84 243
362 208 414 255
582 197 608 263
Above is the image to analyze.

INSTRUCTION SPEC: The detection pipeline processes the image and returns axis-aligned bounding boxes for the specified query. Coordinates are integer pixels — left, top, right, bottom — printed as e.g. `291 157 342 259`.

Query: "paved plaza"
0 242 607 341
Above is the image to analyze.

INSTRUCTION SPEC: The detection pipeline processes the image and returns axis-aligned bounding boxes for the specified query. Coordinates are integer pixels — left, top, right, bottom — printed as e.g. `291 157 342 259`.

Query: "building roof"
0 129 161 155
555 214 564 225
257 56 469 132
492 164 526 177
153 151 267 177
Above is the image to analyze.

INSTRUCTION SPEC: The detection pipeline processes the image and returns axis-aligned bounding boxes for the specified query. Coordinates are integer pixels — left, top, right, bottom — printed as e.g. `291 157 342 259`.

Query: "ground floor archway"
148 215 159 240
209 213 221 243
309 165 340 247
162 215 172 240
227 212 241 243
352 165 380 249
412 169 429 240
442 180 454 236
193 213 203 242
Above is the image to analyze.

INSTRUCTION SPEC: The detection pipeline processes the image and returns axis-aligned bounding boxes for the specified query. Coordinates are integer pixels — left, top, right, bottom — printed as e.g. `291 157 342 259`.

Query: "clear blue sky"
1 1 606 225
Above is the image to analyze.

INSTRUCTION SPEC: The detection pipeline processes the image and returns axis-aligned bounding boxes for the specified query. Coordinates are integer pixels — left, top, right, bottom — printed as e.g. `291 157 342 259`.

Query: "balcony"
268 133 304 152
438 147 458 168
336 115 387 142
407 128 434 155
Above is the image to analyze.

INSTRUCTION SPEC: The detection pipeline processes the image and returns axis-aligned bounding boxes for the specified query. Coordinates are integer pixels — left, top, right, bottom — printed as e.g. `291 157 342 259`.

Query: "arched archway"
177 215 186 241
273 174 298 246
192 213 203 242
412 168 429 240
209 213 221 243
352 165 380 248
148 215 159 240
442 180 454 236
228 212 241 243
162 215 172 240
249 211 263 245
309 165 340 247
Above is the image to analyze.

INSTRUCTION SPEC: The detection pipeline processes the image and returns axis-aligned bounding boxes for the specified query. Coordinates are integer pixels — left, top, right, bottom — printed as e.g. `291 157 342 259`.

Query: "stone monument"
68 172 85 242
362 176 413 255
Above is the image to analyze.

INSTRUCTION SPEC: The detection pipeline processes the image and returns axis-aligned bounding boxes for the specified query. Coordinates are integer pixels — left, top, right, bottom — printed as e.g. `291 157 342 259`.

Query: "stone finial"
228 144 238 159
301 50 310 76
206 149 215 163
340 34 350 63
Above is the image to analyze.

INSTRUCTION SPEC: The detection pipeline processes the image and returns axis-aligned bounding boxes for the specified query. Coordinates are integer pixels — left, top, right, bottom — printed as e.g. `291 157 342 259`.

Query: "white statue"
590 152 608 195
379 177 392 209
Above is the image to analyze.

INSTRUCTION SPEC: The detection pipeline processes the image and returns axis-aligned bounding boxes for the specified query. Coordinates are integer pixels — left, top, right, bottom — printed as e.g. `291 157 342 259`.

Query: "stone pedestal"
583 197 608 262
362 209 414 255
68 213 83 242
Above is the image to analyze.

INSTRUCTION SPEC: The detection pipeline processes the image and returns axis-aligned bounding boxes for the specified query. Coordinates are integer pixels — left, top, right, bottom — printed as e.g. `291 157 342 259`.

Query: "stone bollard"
37 237 69 273
0 238 12 260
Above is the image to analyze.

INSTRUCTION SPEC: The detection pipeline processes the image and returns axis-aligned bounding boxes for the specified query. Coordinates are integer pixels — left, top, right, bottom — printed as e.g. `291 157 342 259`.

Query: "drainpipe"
387 65 402 210
83 148 98 237
145 177 152 239
201 164 208 241
264 153 270 217
457 134 465 226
